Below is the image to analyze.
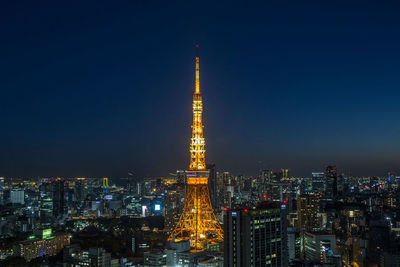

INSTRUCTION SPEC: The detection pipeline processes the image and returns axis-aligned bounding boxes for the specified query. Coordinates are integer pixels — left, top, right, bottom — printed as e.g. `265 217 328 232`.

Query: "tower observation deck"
168 45 223 251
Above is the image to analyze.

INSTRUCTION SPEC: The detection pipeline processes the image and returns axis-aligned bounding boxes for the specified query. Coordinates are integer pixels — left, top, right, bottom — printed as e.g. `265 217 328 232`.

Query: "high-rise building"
0 177 4 205
271 172 281 183
74 178 87 203
165 184 185 232
297 193 320 232
10 189 24 204
260 170 271 193
297 193 322 259
65 185 74 206
224 202 288 267
207 163 218 210
242 176 252 192
381 252 400 267
176 170 186 185
169 45 223 251
39 182 53 225
53 179 65 217
127 174 135 195
312 172 325 192
287 227 301 262
130 237 136 253
337 173 345 196
325 165 337 198
304 231 337 263
62 244 92 266
136 182 143 197
89 247 113 267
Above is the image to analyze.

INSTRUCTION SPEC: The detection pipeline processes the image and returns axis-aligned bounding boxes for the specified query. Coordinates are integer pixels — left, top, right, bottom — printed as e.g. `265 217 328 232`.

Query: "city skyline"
2 1 400 177
3 2 400 266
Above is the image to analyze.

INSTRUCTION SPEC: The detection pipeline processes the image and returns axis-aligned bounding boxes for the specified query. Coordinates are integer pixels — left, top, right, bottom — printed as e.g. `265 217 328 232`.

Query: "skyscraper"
165 183 185 232
325 165 337 198
39 182 53 225
168 46 223 251
311 172 325 192
297 193 320 232
297 193 321 259
207 163 218 210
53 179 65 217
260 170 271 194
74 178 87 203
224 202 288 267
287 227 301 262
0 177 4 205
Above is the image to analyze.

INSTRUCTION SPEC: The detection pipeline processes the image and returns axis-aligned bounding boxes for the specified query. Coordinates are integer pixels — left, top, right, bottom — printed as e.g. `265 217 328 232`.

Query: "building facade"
224 202 288 267
13 232 70 262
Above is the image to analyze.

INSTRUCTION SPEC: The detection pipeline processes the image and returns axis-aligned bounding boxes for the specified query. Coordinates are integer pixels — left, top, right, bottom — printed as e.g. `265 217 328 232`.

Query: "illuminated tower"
102 177 109 188
102 177 109 193
169 45 223 251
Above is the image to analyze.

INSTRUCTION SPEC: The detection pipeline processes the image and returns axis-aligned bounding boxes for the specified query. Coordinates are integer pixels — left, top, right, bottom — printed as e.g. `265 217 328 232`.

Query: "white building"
304 231 336 263
10 190 24 204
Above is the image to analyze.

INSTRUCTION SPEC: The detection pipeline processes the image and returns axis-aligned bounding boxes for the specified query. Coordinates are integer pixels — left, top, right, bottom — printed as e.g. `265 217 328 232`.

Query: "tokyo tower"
168 45 223 251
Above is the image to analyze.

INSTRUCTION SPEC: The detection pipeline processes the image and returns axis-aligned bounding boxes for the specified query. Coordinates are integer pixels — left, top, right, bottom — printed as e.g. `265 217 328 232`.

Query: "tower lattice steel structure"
169 45 223 250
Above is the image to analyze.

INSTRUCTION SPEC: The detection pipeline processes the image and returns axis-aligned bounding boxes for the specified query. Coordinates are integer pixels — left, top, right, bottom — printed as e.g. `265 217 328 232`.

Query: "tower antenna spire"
195 44 200 94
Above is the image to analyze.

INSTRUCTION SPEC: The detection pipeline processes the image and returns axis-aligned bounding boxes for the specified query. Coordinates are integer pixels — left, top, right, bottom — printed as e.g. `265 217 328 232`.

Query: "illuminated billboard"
42 229 52 239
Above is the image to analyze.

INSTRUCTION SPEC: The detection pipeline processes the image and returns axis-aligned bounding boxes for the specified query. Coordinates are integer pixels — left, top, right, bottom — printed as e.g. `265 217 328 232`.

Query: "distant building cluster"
0 166 400 266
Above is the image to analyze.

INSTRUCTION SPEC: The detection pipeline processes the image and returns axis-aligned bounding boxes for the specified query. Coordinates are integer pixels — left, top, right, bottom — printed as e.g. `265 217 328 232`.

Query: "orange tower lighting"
102 177 109 188
168 45 223 251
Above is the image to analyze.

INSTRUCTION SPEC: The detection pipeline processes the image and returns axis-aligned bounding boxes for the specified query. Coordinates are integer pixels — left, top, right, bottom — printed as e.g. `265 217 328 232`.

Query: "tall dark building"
271 171 281 183
325 165 337 198
39 182 53 224
207 163 218 210
260 170 271 193
53 179 65 217
74 178 87 203
127 174 135 195
336 173 345 196
224 202 288 267
311 172 325 193
0 177 4 205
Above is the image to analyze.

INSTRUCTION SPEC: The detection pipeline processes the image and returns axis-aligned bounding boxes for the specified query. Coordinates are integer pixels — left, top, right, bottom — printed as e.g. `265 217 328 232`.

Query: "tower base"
169 171 223 250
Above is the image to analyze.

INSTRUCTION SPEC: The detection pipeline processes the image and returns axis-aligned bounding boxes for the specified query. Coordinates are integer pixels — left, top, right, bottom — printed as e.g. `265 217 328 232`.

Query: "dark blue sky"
2 1 400 178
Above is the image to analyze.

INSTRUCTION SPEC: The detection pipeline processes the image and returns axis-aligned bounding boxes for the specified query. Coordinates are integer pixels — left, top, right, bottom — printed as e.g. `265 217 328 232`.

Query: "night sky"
2 1 400 178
